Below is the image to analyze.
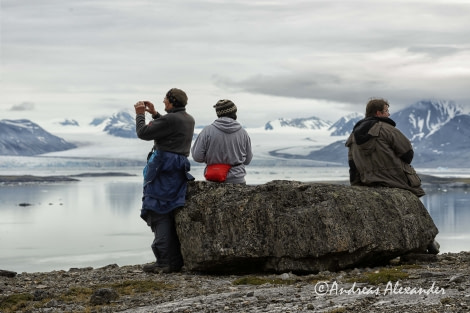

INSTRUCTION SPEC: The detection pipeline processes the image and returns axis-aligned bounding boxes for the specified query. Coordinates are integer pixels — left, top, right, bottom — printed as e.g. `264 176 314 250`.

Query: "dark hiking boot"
142 262 167 273
142 262 181 274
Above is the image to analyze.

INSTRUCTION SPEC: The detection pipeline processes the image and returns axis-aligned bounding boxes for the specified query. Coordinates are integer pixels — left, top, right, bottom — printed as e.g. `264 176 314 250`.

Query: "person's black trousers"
149 210 184 269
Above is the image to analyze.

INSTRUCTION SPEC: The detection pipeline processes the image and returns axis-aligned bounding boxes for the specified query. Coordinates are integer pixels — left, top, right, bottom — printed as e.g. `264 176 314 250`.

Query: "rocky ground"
1 173 469 312
1 252 469 313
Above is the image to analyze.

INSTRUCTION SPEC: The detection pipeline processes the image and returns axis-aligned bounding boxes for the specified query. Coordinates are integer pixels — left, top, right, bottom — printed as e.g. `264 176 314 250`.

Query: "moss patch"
354 267 410 285
0 280 175 313
108 280 173 295
327 308 346 313
0 293 34 312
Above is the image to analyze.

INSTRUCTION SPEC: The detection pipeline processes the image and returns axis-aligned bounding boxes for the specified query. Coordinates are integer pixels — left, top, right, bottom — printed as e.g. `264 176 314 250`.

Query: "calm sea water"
0 166 469 273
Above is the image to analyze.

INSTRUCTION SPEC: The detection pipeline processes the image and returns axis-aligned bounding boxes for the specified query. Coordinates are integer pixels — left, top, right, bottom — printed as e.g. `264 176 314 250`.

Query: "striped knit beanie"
213 99 237 117
166 88 188 107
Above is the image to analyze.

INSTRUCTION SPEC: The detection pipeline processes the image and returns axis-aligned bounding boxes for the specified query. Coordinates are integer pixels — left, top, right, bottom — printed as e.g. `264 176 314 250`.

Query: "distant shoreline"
0 172 137 184
303 173 470 189
1 172 470 188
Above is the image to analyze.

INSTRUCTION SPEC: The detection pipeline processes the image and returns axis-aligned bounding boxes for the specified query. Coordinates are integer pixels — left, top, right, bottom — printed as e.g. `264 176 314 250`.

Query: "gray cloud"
10 101 35 111
214 46 470 113
407 46 463 58
1 0 470 124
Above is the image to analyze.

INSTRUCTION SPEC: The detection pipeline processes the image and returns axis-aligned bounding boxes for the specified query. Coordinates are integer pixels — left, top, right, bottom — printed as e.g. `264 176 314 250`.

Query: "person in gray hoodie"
191 99 253 184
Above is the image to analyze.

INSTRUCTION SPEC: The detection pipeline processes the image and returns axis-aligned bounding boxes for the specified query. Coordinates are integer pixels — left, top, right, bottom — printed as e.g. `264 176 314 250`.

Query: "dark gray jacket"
136 107 195 156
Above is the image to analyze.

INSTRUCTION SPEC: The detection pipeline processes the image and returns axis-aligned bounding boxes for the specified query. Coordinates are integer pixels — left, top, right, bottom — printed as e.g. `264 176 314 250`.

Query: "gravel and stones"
1 252 469 313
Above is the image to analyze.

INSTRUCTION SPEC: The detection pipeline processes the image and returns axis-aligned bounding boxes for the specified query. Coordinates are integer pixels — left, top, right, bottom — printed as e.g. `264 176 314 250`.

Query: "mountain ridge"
0 119 77 156
1 99 469 167
299 100 470 167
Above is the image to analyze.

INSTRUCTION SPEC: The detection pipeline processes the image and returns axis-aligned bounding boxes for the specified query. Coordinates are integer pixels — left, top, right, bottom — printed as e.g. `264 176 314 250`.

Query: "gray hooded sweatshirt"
191 117 253 184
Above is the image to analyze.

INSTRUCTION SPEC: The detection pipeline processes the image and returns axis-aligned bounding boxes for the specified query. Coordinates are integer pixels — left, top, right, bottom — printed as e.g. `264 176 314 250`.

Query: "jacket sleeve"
243 133 253 165
400 150 414 164
345 134 362 185
387 127 414 164
348 159 362 185
345 136 360 185
136 114 171 141
191 129 207 163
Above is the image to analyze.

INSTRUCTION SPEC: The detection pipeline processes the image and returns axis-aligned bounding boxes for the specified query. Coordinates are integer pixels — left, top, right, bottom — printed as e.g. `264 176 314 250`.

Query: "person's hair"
365 98 389 118
166 88 188 108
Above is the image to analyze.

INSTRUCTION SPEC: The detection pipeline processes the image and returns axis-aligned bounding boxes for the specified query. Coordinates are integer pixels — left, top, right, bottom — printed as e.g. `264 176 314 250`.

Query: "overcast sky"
1 0 470 127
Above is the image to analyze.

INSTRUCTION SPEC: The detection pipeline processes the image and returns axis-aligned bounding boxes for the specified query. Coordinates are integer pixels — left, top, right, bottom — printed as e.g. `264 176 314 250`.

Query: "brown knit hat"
213 99 237 117
166 88 188 107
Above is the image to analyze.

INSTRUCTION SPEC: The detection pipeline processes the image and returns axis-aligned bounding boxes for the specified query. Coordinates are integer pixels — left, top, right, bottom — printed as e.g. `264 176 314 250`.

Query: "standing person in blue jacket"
134 88 195 273
191 99 253 184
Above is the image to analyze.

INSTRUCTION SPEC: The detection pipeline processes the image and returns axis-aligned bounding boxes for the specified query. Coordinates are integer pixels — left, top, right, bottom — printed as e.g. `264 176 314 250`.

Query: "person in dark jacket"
345 98 425 197
134 88 195 273
346 98 439 254
191 99 253 184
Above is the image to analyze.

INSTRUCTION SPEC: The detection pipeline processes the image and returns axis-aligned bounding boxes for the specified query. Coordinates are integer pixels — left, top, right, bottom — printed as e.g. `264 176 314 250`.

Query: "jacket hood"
212 117 242 134
353 117 396 145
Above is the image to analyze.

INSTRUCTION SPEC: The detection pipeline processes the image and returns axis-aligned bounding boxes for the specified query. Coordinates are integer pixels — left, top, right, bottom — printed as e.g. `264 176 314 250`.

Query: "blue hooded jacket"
140 150 194 220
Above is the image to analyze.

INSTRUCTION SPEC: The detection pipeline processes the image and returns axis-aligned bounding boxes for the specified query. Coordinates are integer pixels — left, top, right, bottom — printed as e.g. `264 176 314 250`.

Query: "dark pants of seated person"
149 210 183 270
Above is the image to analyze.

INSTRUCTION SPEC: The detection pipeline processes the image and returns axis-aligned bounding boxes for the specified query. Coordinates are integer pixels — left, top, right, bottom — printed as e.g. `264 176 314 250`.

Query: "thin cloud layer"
1 0 469 126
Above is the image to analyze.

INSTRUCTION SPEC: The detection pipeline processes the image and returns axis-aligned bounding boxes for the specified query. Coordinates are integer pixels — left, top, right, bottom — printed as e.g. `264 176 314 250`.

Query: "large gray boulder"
175 180 438 274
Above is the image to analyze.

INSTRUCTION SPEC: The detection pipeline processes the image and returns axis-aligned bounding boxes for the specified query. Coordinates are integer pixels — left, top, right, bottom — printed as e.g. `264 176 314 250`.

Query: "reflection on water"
421 188 470 254
106 181 143 215
0 176 153 273
0 167 469 273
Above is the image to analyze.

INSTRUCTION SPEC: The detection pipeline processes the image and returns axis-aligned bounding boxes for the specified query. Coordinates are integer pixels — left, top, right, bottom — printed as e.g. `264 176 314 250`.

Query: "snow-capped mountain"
392 99 469 166
264 116 332 131
0 119 76 156
57 119 80 127
92 110 137 138
392 99 463 141
90 116 107 126
304 99 470 167
329 112 363 136
412 113 470 165
2 99 469 168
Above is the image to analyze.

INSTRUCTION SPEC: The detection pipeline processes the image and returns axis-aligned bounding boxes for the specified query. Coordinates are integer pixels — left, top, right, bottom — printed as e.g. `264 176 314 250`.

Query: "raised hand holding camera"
134 101 157 116
143 101 157 116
